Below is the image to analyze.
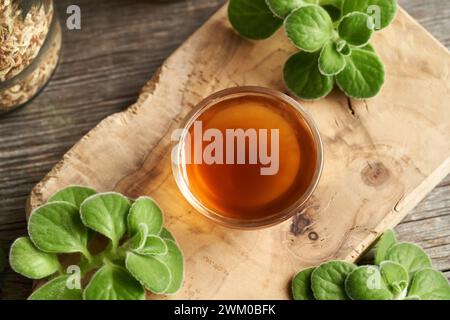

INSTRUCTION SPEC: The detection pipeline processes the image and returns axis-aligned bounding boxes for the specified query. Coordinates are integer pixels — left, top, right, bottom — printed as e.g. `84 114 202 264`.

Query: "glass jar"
0 0 61 114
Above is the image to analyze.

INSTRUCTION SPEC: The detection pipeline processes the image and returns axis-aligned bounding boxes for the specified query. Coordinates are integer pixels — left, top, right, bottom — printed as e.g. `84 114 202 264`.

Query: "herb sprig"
228 0 397 100
292 230 450 300
9 186 184 300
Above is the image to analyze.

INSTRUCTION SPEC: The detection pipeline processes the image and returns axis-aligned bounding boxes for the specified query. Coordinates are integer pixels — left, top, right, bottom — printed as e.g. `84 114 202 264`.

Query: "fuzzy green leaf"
322 4 341 21
360 43 376 53
311 260 356 300
408 269 450 300
10 237 59 279
128 196 163 236
338 12 374 47
83 264 145 300
336 48 385 99
385 242 432 278
80 192 131 248
29 202 89 255
160 228 176 242
129 223 149 251
125 252 172 294
380 261 408 298
404 295 421 300
48 186 96 209
292 267 315 300
337 41 352 56
284 51 334 100
319 41 346 76
373 229 397 265
266 0 316 18
134 235 168 256
228 0 283 40
153 240 184 294
28 275 82 300
342 0 397 30
345 266 393 300
320 0 343 8
285 5 334 52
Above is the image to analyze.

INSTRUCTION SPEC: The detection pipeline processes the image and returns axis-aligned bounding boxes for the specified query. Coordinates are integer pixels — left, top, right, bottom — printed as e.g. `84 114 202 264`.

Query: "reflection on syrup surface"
182 95 317 220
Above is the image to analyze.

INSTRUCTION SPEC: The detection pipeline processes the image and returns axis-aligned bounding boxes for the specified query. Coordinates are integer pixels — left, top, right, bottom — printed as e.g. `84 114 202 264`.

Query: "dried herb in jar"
0 0 61 113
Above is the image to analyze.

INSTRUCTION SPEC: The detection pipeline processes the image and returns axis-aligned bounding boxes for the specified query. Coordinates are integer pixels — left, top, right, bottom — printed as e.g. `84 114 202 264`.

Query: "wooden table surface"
0 0 449 299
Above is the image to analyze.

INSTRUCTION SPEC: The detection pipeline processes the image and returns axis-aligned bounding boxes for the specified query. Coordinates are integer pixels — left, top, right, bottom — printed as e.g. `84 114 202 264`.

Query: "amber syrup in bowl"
172 87 323 229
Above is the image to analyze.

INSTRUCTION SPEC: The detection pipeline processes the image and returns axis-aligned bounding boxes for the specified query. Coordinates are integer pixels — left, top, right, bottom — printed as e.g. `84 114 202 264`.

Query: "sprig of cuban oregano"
292 229 450 300
228 0 397 100
9 186 184 300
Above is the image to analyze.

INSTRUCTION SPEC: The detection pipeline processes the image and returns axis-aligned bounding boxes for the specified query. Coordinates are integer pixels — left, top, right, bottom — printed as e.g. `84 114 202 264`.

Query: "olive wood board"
27 4 450 299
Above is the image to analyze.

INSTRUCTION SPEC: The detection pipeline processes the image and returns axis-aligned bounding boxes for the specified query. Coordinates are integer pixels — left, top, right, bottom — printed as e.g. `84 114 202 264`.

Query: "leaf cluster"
9 186 184 300
228 0 398 100
292 230 450 300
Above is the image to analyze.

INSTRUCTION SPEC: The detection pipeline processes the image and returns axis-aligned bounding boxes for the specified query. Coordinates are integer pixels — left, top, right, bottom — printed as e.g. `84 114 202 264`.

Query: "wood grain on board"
23 3 450 299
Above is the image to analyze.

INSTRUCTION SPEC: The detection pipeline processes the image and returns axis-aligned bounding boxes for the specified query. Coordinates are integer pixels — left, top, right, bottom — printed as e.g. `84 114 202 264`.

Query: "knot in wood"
361 162 390 187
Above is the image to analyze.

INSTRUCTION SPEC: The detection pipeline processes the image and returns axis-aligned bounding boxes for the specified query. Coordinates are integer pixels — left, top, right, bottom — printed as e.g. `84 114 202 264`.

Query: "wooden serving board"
28 5 450 299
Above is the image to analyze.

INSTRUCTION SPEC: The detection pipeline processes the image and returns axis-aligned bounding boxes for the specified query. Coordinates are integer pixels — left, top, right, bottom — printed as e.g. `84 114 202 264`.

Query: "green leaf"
48 186 96 209
336 48 385 99
322 4 341 21
29 202 89 255
385 242 432 278
311 260 356 300
9 237 59 279
338 12 374 47
153 240 184 294
228 0 283 40
404 295 421 300
80 192 131 248
266 0 316 18
345 266 393 300
284 51 334 100
319 41 346 76
342 0 397 30
374 229 396 265
160 228 176 242
83 264 145 300
337 41 352 56
129 223 149 251
28 275 82 300
380 261 408 298
408 269 450 300
292 267 315 300
360 43 376 53
135 235 168 256
285 5 334 52
128 196 163 236
125 252 172 294
319 0 343 8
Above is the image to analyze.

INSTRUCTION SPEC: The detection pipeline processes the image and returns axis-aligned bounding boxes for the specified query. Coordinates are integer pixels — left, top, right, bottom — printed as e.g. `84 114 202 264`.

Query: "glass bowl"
171 86 323 229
